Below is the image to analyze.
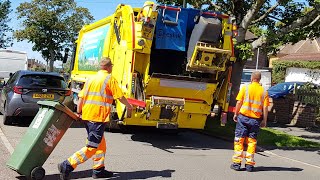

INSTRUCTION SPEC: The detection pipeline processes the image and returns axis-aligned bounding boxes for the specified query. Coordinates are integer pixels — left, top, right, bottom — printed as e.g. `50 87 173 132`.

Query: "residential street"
0 115 320 180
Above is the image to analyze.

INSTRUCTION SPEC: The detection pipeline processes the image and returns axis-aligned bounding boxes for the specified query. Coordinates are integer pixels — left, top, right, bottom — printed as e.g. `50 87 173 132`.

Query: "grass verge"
204 118 320 149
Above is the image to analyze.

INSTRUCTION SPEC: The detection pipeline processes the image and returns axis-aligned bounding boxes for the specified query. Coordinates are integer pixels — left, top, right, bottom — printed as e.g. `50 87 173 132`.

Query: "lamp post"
255 47 260 70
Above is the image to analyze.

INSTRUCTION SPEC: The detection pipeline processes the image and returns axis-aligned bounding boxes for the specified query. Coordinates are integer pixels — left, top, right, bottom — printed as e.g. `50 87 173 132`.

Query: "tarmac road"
0 115 320 180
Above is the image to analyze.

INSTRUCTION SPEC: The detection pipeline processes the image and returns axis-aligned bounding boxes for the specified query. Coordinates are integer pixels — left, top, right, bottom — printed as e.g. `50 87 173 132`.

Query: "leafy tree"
156 0 320 108
15 0 93 72
0 0 12 48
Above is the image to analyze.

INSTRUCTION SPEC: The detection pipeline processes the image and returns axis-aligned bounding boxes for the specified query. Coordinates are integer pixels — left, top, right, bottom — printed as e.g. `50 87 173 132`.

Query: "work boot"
92 170 114 179
245 164 254 172
58 163 70 180
230 163 241 171
58 161 74 180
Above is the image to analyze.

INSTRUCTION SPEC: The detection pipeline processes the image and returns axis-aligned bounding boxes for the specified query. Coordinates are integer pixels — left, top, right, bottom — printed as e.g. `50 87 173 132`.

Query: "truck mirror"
63 48 70 63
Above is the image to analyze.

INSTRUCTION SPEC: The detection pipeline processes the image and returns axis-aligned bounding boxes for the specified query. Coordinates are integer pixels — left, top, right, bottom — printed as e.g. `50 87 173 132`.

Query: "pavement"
255 123 320 171
269 123 320 144
204 121 320 172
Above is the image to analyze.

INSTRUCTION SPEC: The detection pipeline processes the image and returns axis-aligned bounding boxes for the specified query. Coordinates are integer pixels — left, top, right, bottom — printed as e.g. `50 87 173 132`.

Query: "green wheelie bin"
6 100 79 180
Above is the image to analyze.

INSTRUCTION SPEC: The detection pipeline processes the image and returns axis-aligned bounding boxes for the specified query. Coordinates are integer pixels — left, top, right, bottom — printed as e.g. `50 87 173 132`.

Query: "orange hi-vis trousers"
68 136 106 169
67 121 107 170
232 114 260 166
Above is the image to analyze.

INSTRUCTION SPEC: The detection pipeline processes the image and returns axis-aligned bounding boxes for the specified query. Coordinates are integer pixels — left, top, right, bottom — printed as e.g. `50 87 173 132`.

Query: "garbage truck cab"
69 1 237 130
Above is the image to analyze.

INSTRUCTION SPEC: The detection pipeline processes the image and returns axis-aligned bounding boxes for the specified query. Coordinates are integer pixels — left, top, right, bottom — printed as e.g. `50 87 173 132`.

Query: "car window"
18 75 67 88
241 72 252 83
6 72 19 85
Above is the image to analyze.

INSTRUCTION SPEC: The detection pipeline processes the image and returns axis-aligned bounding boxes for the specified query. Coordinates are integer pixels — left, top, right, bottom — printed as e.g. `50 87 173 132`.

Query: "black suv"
0 70 70 125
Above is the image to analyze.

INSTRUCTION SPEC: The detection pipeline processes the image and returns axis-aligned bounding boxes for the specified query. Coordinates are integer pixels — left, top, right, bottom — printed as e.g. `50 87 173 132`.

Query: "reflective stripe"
83 74 113 106
241 105 262 113
101 75 111 95
87 92 114 99
78 150 89 161
95 153 105 159
85 100 112 107
86 75 113 99
234 151 242 155
244 84 264 105
71 154 82 165
246 152 254 157
247 99 262 105
87 141 100 148
94 159 105 166
243 84 264 113
245 152 255 162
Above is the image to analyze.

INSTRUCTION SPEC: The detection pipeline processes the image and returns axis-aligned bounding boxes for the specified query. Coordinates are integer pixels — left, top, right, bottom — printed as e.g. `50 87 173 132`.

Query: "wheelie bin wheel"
31 166 45 180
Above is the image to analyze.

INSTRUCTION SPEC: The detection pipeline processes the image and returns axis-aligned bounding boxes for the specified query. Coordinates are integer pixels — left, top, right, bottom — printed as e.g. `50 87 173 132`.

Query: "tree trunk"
229 30 246 110
229 61 245 107
49 49 55 72
46 60 49 72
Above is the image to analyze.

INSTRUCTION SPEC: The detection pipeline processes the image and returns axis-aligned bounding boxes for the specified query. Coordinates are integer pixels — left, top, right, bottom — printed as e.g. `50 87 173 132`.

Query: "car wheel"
3 102 13 125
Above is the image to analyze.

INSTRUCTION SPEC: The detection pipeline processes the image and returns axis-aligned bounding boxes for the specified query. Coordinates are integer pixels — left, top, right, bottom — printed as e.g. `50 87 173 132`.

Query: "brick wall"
291 102 317 127
268 95 317 127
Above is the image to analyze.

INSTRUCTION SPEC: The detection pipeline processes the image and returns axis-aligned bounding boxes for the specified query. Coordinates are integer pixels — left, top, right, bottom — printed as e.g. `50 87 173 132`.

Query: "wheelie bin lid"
37 100 80 121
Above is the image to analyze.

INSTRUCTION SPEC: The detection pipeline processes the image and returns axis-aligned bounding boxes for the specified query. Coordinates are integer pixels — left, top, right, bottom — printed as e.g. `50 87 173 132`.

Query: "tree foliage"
156 0 320 107
15 0 93 71
0 0 12 48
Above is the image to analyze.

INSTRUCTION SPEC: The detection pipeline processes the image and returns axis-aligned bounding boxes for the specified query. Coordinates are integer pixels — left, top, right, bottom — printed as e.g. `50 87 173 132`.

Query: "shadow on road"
110 169 175 179
252 166 303 172
17 169 175 180
5 117 85 128
127 127 233 152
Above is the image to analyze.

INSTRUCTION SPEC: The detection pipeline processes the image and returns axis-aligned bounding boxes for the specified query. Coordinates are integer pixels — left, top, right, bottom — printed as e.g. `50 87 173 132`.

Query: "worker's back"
239 82 267 119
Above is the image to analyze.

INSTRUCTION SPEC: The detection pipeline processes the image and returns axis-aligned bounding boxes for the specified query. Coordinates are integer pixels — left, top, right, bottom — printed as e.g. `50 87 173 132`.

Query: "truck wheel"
31 166 45 180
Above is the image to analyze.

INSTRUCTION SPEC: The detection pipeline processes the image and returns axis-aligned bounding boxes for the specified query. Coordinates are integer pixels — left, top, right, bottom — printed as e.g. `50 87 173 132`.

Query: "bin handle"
120 108 126 121
120 107 132 121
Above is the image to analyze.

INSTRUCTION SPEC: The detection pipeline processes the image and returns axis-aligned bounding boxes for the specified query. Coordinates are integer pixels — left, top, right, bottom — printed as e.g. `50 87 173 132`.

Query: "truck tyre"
31 166 45 180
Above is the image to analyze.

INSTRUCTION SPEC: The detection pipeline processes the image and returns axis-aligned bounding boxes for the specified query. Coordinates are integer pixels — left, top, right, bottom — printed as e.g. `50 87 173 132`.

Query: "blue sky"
8 0 148 66
7 0 308 67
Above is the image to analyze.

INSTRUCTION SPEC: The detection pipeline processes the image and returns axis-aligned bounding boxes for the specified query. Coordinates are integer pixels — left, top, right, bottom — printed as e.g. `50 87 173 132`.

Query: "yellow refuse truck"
68 1 237 130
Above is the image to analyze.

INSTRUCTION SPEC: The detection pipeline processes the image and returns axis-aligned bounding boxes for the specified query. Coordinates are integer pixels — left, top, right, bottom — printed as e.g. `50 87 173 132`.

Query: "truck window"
70 44 77 72
77 24 110 71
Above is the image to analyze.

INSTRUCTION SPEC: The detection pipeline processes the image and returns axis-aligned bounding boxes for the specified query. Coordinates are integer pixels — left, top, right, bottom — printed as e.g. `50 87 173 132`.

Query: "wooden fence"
296 88 320 107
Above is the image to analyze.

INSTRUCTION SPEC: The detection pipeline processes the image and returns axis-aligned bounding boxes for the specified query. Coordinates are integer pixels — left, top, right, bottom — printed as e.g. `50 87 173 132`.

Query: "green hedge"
272 60 320 84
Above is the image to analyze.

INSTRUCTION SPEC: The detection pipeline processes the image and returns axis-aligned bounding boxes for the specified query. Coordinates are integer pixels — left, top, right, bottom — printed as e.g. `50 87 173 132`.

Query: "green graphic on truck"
78 24 110 71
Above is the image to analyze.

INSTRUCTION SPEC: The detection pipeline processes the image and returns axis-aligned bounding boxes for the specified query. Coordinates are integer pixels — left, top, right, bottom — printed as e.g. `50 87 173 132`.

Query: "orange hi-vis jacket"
78 70 124 122
236 82 269 119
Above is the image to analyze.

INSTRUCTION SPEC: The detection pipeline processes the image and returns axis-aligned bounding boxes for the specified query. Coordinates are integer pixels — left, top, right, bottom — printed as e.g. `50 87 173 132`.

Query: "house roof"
280 53 320 61
277 38 320 61
245 31 257 41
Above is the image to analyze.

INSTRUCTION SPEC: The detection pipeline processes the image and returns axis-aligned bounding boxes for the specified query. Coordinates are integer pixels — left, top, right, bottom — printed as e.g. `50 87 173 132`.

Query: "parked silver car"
0 70 70 125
